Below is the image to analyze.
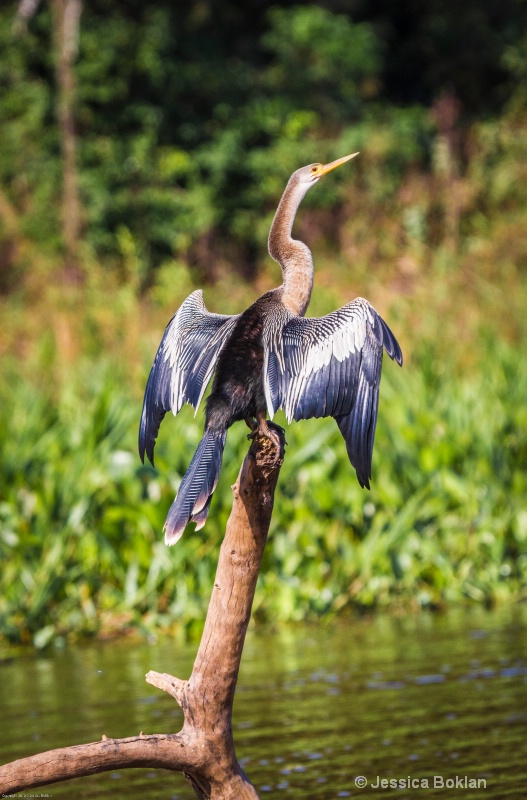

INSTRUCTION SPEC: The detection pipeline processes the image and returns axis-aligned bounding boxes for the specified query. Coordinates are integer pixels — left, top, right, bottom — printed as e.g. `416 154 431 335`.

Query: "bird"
139 153 403 545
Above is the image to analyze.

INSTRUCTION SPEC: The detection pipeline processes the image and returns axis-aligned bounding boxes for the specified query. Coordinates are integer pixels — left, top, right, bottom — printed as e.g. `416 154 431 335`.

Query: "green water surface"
1 609 526 798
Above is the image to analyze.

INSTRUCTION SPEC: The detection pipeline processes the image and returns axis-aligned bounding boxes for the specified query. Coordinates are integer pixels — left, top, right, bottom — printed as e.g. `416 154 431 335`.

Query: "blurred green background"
0 1 526 648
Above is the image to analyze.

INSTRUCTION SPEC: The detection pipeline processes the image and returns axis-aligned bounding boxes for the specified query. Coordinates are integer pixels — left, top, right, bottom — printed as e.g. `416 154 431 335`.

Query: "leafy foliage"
0 2 526 646
1 2 527 281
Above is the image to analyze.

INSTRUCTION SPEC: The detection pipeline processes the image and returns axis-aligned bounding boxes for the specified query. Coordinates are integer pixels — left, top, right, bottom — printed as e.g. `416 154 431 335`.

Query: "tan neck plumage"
268 175 314 317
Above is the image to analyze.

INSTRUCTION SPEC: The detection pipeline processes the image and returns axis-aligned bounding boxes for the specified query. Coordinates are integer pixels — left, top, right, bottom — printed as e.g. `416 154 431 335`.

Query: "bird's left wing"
139 290 239 465
264 298 402 488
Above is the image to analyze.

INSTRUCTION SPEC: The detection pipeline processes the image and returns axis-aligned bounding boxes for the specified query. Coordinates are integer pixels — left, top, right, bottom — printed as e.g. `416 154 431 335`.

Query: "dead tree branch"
0 429 285 799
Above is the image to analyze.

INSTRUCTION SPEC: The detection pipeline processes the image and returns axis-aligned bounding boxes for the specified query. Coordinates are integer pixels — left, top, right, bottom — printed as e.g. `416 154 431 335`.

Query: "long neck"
268 176 314 317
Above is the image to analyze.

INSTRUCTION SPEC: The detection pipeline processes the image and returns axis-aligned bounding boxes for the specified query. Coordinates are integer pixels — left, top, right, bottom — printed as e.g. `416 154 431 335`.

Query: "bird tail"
164 428 227 546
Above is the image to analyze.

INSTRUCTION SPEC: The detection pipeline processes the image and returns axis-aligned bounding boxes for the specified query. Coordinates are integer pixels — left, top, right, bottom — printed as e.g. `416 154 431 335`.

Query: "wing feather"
139 290 239 465
264 297 402 487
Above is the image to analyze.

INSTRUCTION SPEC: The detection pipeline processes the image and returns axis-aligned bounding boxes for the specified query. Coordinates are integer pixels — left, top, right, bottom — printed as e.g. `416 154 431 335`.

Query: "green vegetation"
0 2 526 646
1 309 526 647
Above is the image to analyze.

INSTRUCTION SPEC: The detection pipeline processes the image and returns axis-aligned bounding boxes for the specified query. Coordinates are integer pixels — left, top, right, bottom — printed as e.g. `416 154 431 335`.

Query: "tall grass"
1 323 525 647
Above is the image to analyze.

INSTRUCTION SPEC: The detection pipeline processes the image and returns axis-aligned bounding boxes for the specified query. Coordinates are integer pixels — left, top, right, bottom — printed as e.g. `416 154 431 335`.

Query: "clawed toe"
260 420 287 449
245 416 258 440
247 413 287 448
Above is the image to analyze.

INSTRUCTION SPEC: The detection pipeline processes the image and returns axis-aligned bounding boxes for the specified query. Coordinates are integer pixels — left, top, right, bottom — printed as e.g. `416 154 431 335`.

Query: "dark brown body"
205 292 278 431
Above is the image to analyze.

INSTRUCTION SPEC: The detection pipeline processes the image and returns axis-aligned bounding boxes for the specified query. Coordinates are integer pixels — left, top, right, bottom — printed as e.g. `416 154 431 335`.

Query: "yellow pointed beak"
318 152 359 177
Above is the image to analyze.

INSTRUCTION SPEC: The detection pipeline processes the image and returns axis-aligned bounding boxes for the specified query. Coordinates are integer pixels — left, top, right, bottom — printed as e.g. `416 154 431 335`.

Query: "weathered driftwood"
0 429 285 799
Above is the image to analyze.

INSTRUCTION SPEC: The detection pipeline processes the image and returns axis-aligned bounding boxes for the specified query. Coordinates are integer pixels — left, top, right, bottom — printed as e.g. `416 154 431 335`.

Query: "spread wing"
139 290 239 465
264 298 402 488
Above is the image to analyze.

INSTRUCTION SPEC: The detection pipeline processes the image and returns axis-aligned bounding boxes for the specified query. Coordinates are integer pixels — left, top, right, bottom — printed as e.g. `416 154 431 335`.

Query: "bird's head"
268 150 360 266
293 152 359 187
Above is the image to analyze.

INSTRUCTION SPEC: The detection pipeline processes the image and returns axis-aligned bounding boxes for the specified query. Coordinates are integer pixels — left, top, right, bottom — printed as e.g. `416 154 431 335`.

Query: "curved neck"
268 176 314 317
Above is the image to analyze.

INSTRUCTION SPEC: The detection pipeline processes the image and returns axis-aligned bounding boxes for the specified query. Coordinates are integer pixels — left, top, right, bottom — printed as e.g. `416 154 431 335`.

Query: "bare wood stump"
0 429 285 799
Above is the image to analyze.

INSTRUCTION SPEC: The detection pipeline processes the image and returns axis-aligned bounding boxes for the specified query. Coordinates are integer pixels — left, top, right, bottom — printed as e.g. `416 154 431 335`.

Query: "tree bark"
0 429 285 799
51 0 82 273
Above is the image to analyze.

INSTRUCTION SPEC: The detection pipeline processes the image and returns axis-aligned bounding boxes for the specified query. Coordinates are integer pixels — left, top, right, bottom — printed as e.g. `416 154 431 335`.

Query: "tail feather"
191 494 213 531
164 429 226 545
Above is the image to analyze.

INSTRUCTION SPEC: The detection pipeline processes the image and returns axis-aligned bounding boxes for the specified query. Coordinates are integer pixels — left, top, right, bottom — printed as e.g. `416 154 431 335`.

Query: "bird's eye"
311 165 319 174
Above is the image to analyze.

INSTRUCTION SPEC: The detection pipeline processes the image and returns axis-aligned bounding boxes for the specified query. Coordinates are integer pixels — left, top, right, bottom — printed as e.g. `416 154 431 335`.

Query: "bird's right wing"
264 298 402 488
139 290 239 466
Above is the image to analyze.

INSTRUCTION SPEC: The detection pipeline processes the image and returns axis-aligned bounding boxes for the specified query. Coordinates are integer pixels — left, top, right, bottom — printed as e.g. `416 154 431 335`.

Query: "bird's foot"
267 421 287 445
247 414 287 449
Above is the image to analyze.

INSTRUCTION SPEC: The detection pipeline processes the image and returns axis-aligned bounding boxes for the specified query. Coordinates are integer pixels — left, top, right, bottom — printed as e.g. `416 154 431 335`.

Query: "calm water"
1 609 527 798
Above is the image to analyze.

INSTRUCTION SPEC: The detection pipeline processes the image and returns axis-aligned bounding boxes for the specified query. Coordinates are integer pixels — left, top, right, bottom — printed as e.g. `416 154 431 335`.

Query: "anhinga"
140 154 403 545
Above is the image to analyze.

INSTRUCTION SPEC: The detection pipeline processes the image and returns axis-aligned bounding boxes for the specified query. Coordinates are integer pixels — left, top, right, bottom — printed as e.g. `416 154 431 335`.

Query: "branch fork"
0 428 285 800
